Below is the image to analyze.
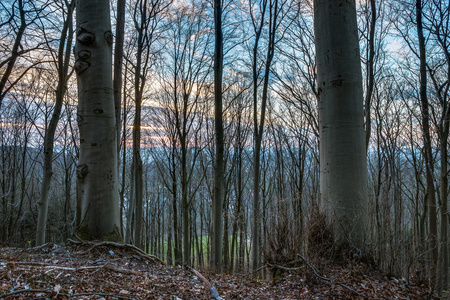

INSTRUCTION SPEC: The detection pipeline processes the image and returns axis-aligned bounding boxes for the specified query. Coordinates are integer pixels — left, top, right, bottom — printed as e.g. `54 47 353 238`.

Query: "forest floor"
0 241 442 299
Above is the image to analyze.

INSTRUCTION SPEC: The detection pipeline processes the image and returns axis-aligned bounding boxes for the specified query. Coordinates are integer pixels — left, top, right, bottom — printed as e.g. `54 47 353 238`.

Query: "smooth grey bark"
74 0 121 241
36 0 75 246
314 0 368 249
212 0 224 273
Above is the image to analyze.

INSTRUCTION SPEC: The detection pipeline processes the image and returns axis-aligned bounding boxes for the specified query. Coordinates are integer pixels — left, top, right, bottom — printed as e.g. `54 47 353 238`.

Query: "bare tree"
0 0 46 109
425 0 449 290
152 1 212 265
114 0 126 156
212 0 225 273
416 0 438 286
36 0 75 246
249 0 287 271
126 0 167 249
363 0 376 149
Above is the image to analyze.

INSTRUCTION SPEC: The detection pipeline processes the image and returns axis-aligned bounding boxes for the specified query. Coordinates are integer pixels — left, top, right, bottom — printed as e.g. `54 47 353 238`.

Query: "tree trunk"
171 144 182 264
416 0 438 286
114 0 126 236
182 146 189 265
438 133 448 290
114 0 125 157
364 0 376 150
75 0 121 241
167 207 173 264
314 0 368 251
36 1 74 245
132 60 144 248
212 0 224 273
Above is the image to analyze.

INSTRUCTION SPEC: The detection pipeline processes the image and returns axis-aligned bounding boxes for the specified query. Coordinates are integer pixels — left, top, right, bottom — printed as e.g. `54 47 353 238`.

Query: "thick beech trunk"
314 0 368 250
74 0 121 241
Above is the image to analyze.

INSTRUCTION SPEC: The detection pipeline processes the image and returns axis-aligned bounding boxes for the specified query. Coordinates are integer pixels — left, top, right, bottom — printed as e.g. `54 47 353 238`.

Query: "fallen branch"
186 266 223 300
26 243 50 251
266 263 304 271
106 264 144 275
235 264 269 277
7 261 143 276
68 239 164 264
297 254 367 298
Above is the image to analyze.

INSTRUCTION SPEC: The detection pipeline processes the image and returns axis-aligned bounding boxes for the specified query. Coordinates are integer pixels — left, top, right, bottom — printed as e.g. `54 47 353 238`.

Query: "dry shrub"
306 209 334 259
263 210 301 278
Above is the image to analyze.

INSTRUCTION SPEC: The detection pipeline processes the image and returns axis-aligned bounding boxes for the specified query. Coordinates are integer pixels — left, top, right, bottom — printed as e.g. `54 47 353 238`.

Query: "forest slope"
0 242 439 299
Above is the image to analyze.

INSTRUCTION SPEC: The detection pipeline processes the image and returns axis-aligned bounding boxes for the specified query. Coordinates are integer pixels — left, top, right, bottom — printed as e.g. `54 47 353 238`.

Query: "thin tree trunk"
212 0 224 273
167 207 173 264
36 1 74 245
131 2 145 248
114 0 126 237
230 142 243 273
416 0 438 286
364 0 376 150
251 0 267 272
438 133 448 290
114 0 125 156
171 145 182 264
182 147 189 265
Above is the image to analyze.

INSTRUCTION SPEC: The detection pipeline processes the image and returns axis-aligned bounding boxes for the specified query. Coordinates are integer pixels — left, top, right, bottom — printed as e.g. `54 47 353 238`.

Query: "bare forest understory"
0 241 440 299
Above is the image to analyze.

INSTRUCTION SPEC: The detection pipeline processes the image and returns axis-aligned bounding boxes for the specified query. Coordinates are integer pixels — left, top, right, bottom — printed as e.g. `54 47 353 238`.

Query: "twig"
0 289 51 298
186 266 223 300
69 292 139 299
297 254 367 298
266 263 304 271
235 264 269 276
67 238 81 244
26 243 50 251
106 264 144 275
0 289 139 299
74 234 84 242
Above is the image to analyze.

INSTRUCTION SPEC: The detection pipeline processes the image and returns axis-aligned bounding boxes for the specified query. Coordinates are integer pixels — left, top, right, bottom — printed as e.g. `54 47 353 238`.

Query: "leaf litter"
0 242 440 299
